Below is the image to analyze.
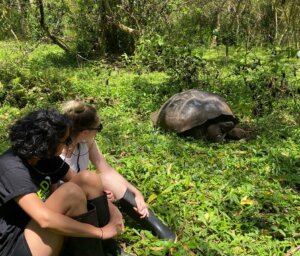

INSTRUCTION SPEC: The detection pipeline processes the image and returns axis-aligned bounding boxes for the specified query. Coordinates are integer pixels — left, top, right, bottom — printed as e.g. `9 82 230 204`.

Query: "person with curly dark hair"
0 109 124 256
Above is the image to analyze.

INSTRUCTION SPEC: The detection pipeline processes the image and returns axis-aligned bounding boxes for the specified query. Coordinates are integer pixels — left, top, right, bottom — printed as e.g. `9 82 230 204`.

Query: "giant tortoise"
151 89 246 142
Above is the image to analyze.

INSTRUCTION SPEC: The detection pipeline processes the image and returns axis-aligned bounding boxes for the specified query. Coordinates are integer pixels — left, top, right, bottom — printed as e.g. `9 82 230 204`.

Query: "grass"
0 41 299 255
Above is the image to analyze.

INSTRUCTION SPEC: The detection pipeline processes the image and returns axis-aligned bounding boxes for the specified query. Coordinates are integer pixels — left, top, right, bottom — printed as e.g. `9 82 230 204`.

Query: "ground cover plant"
0 41 299 255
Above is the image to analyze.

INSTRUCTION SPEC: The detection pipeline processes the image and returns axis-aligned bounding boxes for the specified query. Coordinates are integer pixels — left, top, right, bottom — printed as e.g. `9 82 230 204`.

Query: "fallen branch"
36 0 91 61
106 15 140 36
36 0 71 53
102 0 140 36
285 246 300 256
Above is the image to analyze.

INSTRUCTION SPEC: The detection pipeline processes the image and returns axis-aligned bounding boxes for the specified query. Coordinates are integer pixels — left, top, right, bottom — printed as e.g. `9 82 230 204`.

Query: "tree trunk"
17 0 30 38
225 44 229 65
210 13 220 48
36 0 73 54
274 7 278 43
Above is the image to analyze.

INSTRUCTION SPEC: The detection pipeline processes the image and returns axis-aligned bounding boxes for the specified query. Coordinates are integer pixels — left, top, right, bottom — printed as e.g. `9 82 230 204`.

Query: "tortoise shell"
151 89 238 133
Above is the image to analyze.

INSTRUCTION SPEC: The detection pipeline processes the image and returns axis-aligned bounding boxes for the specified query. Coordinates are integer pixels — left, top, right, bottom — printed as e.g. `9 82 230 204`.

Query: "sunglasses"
61 136 73 147
87 123 103 132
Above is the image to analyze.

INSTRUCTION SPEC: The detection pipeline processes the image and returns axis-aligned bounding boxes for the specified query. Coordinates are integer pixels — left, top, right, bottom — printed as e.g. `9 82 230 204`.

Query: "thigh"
100 171 127 200
24 182 87 256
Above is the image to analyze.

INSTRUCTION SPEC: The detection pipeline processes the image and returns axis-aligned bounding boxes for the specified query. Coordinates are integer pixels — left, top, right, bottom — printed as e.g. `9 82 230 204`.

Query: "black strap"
77 143 81 172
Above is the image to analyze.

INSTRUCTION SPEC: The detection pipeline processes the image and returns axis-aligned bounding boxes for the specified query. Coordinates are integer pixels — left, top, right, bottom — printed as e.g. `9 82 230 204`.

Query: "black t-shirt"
0 149 69 256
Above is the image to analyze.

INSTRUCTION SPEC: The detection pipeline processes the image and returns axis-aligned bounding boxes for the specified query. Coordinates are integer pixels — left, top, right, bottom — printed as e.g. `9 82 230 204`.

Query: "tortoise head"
205 121 235 142
150 111 159 126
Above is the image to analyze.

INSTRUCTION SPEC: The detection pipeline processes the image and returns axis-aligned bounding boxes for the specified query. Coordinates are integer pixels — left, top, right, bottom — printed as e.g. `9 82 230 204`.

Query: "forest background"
0 1 300 255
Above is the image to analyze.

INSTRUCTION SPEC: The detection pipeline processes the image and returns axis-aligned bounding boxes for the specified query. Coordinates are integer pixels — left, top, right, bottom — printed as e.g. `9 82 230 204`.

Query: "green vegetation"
0 41 299 255
1 1 299 255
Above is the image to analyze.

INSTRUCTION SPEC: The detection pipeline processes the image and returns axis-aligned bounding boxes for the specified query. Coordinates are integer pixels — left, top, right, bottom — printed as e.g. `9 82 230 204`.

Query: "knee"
78 170 103 191
61 182 87 206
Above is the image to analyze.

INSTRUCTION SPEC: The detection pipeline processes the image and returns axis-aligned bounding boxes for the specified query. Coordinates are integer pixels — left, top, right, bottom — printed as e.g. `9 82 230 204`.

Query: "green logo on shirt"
37 176 51 201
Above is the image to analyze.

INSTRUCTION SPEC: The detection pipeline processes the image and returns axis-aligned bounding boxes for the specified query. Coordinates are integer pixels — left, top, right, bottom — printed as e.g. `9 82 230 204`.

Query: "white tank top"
62 143 90 173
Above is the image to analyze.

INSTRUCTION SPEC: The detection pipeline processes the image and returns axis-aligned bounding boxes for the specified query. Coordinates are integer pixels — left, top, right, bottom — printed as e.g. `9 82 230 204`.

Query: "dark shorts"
10 234 32 256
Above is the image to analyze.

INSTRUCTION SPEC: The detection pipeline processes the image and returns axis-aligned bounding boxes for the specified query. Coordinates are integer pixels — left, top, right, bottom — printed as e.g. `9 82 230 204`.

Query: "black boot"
89 194 131 256
118 189 176 241
60 203 105 256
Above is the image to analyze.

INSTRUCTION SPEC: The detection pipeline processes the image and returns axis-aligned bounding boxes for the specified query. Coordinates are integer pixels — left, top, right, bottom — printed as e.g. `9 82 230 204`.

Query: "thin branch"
10 29 19 41
105 15 140 36
103 0 140 36
285 246 300 256
36 0 71 53
35 0 92 61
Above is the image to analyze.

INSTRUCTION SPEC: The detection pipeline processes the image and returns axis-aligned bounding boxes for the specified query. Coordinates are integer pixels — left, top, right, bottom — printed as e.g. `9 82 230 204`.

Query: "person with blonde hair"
61 100 176 242
0 108 124 256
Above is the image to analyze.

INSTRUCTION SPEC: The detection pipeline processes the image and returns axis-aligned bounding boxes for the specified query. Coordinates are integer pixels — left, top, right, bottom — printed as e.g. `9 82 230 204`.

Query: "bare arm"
15 193 103 238
16 192 122 239
89 140 142 196
89 140 149 217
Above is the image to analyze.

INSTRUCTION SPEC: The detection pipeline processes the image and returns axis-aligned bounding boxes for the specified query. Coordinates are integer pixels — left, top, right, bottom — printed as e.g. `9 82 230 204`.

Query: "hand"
101 222 123 239
134 193 149 218
101 202 124 239
105 190 116 202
